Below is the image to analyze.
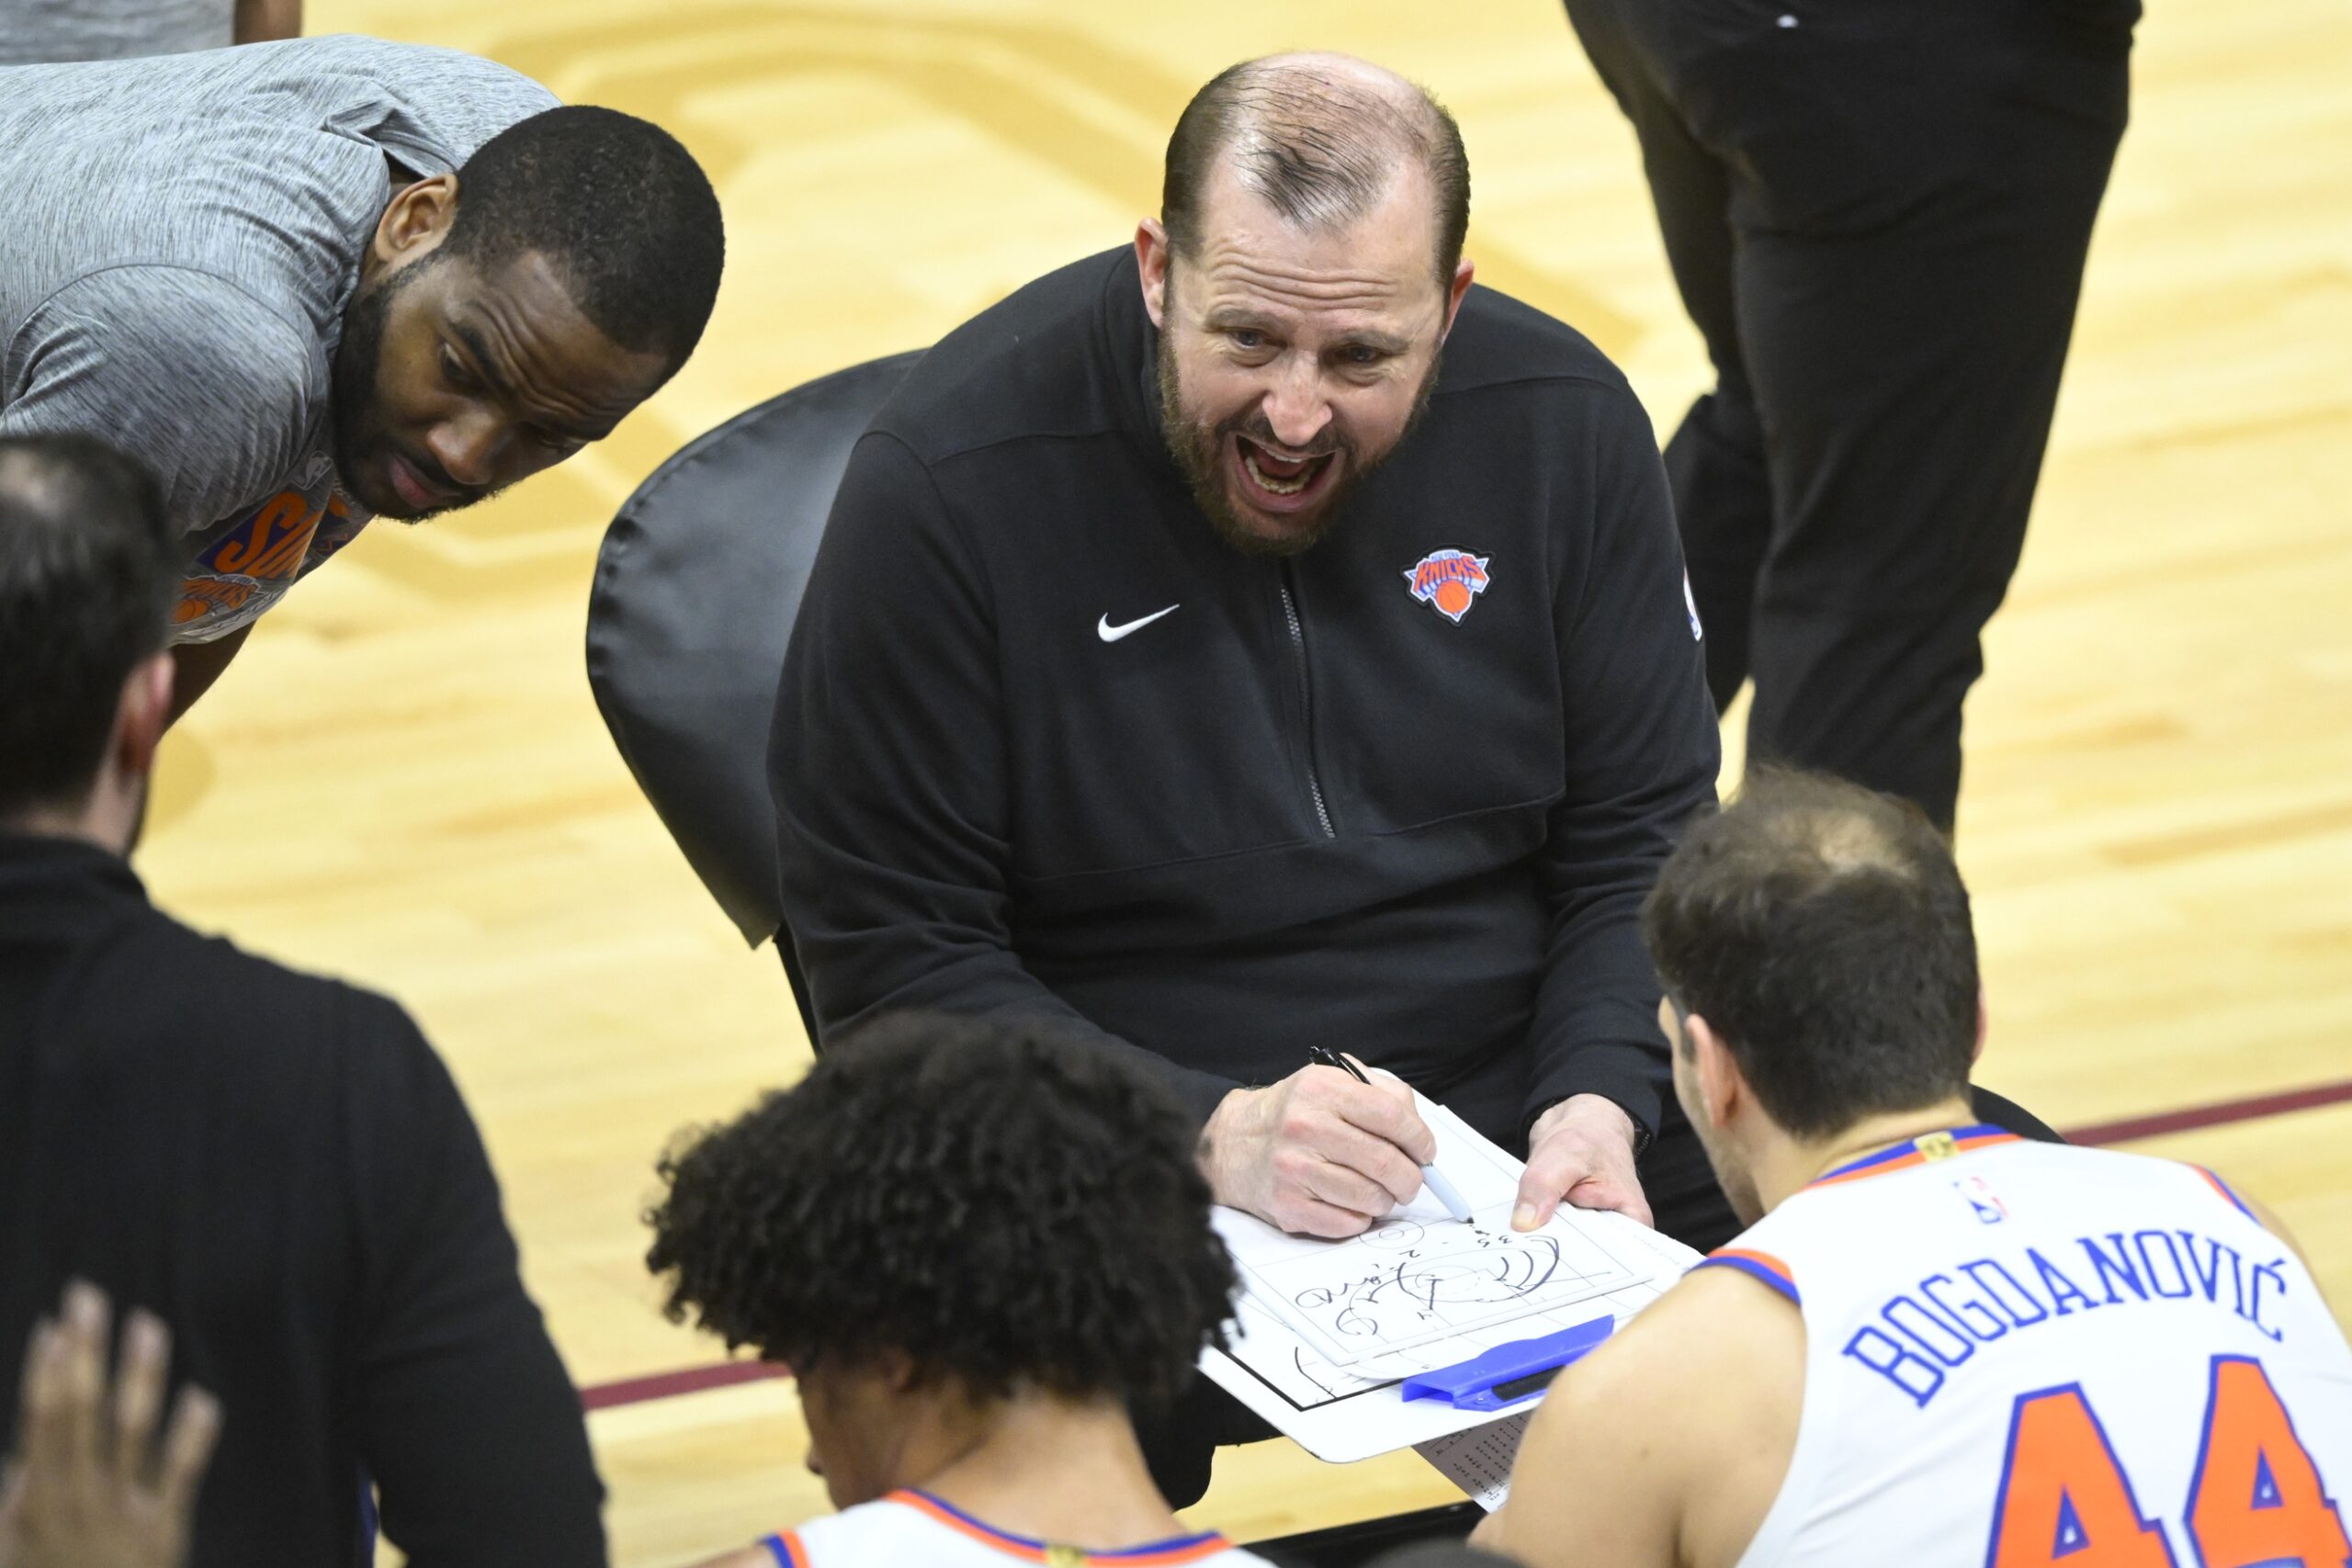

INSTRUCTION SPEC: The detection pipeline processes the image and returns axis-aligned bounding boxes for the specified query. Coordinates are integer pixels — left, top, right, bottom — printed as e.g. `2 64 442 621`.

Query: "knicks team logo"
1403 548 1492 623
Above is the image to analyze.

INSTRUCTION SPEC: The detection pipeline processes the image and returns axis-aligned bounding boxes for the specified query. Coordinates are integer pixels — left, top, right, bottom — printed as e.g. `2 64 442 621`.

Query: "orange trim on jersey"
885 1492 1237 1564
775 1528 809 1567
1698 1247 1802 1306
2191 1165 2261 1225
1712 1247 1795 1286
1805 1130 2021 1190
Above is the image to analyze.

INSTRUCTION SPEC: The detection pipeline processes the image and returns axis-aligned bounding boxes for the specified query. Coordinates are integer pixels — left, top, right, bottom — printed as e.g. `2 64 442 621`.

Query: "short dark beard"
1154 322 1442 559
330 255 444 522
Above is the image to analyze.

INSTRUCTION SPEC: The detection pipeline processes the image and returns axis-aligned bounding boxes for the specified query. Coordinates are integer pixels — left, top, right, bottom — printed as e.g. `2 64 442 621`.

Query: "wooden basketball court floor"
129 1 2348 1562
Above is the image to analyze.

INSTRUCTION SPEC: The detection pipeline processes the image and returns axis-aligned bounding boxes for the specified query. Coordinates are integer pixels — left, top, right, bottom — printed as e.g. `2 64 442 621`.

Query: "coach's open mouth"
1232 434 1338 513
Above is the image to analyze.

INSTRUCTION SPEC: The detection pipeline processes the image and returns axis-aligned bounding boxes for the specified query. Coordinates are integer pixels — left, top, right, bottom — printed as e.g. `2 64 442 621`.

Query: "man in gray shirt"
0 36 726 716
0 0 300 66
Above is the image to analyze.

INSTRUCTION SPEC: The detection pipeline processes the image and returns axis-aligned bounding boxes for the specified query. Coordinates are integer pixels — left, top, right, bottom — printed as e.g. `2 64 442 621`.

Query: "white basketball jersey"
762 1490 1276 1567
1700 1126 2352 1568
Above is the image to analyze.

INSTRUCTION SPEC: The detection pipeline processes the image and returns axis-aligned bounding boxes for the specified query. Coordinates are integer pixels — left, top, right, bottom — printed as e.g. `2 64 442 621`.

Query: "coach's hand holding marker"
1198 1050 1442 1239
1305 1047 1475 1224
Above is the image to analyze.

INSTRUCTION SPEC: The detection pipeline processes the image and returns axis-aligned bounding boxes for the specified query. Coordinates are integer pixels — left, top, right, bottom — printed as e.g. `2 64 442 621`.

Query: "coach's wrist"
1197 1086 1261 1207
1532 1093 1637 1156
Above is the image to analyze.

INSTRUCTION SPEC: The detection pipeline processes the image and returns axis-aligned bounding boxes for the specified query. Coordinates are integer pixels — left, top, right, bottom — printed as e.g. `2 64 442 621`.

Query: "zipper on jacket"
1278 569 1336 840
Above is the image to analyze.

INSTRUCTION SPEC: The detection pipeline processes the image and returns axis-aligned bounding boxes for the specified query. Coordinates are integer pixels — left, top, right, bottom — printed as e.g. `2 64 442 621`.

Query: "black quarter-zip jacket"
0 832 606 1568
772 247 1719 1150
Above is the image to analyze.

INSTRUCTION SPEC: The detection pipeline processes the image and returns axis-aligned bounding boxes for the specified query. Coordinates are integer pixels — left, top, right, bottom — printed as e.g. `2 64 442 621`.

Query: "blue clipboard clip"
1396 1313 1616 1413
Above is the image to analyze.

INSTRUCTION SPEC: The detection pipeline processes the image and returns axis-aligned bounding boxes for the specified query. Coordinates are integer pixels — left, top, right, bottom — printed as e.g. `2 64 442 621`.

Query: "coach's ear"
1136 219 1171 329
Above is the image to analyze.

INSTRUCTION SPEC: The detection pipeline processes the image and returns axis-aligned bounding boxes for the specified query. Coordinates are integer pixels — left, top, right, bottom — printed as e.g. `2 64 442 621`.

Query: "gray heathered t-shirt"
0 0 231 65
0 36 558 642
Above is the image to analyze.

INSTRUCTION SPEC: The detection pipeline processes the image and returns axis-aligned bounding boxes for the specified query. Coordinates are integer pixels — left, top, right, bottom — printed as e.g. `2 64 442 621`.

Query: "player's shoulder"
868 247 1137 464
1504 1259 1803 1553
1531 1261 1805 1463
1432 282 1636 402
1625 1258 1806 1382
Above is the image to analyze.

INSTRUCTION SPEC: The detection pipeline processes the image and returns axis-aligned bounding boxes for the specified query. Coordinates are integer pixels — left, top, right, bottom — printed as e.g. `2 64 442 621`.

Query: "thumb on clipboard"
1515 1094 1654 1231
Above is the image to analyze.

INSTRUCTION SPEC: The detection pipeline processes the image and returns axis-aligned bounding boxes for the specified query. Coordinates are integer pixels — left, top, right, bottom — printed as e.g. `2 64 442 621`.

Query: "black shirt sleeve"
340 992 608 1568
1523 388 1722 1136
772 431 1241 1126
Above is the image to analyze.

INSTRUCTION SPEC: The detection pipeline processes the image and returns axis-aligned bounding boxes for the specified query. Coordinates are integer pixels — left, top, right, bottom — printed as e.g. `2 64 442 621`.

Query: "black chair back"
585 352 922 1031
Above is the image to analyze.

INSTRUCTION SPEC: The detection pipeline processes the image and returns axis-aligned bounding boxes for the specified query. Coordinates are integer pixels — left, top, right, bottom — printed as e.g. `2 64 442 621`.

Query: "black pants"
1562 0 2134 826
1141 1080 2063 1507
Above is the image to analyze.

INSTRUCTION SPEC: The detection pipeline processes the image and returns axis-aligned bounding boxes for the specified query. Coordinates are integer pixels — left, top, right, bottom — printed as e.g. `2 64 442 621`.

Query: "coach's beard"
1155 332 1440 559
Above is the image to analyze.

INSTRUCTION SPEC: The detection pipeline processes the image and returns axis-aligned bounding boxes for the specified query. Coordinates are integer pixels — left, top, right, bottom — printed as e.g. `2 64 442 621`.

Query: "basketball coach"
767 51 2044 1501
775 51 1725 1240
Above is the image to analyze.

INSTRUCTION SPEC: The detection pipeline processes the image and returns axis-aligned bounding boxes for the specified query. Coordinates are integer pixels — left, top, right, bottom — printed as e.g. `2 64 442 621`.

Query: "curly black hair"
645 1012 1238 1404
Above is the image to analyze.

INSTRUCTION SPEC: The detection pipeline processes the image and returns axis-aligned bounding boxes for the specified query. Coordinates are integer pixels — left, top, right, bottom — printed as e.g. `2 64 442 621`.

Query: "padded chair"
586 349 922 1040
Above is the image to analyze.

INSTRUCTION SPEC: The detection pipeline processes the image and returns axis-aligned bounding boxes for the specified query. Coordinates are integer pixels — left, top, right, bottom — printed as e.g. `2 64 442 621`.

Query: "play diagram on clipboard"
1199 1094 1700 1462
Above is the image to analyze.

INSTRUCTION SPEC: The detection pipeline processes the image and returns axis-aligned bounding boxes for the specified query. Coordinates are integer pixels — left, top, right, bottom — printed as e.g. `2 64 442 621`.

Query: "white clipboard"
1196 1100 1700 1462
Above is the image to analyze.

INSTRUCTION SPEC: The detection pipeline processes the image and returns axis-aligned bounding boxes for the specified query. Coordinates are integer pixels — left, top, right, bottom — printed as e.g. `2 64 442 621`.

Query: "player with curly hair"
646 1012 1273 1567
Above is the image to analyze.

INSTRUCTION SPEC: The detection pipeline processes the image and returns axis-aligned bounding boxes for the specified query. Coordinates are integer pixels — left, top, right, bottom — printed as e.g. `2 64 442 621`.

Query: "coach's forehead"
1185 161 1444 324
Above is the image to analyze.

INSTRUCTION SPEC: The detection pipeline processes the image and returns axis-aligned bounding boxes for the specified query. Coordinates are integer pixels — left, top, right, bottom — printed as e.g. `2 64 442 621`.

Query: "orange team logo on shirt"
174 488 347 626
1404 549 1492 623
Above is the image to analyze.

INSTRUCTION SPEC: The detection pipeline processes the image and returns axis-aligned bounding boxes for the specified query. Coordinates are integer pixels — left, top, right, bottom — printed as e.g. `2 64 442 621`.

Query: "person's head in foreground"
1474 770 2350 1568
0 435 176 852
1644 767 1984 1224
647 1013 1262 1565
1139 53 1474 558
333 106 724 521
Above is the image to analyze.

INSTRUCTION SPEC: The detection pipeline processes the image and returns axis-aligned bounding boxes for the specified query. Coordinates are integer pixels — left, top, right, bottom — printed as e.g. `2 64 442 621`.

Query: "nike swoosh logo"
1097 604 1179 642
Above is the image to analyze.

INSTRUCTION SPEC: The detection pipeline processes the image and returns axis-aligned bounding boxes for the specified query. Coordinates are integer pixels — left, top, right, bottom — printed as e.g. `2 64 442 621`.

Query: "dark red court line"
578 1075 2352 1415
581 1359 787 1412
2062 1077 2352 1148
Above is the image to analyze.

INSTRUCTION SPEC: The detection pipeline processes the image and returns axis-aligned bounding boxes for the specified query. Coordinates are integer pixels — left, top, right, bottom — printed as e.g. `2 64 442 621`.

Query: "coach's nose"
1260 356 1333 452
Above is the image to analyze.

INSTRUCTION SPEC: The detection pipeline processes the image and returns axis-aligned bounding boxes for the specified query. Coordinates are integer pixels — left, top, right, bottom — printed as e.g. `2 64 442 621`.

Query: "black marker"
1306 1046 1476 1223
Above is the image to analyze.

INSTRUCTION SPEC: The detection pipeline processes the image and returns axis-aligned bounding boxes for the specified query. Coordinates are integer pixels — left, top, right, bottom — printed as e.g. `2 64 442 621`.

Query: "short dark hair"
645 1012 1238 1404
446 105 724 372
0 436 175 818
1641 770 1977 1139
1163 57 1471 286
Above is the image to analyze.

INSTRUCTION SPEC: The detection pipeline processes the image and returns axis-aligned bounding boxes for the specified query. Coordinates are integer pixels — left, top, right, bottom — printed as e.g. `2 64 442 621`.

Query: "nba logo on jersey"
1955 1175 2007 1224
